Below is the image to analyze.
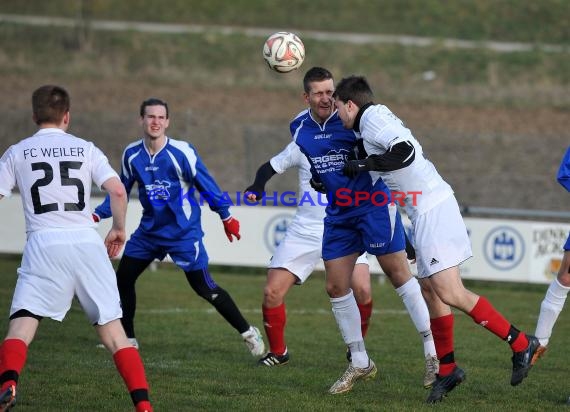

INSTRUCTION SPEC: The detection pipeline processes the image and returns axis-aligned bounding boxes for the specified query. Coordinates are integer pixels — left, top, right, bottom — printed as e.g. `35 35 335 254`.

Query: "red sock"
468 296 528 351
0 339 28 392
431 314 456 376
113 347 152 411
262 303 287 355
357 301 373 338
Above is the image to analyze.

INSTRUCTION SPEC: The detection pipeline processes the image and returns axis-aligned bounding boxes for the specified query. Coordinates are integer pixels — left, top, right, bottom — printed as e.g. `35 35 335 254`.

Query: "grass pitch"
0 255 568 411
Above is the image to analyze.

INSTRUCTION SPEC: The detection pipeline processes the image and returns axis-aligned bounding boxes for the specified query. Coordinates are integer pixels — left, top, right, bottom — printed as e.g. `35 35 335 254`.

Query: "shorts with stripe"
412 195 472 278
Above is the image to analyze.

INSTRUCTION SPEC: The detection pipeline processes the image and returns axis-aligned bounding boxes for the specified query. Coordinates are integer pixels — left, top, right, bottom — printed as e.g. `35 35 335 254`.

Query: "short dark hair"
302 67 334 93
140 97 169 118
32 85 70 126
334 75 374 107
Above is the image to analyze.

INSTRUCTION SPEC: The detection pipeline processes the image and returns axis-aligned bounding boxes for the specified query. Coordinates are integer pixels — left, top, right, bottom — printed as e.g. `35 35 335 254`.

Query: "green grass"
1 0 568 43
0 255 568 411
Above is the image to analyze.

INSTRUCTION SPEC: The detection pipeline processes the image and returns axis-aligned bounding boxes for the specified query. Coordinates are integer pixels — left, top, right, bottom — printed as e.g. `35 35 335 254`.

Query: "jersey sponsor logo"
310 149 351 173
483 226 525 271
314 133 332 140
145 165 159 171
145 180 171 204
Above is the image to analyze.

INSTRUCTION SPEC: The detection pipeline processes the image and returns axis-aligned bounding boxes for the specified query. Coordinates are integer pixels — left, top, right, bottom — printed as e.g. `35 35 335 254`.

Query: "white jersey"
0 128 118 234
270 140 326 226
358 104 454 221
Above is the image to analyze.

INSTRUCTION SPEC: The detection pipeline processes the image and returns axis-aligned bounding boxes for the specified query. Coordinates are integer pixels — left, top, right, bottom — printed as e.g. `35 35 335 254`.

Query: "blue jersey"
292 109 391 219
558 146 570 193
95 137 231 242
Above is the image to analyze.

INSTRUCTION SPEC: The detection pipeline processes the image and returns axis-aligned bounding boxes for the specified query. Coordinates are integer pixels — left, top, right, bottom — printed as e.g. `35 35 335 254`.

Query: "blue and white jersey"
557 146 570 192
293 109 391 219
95 137 231 241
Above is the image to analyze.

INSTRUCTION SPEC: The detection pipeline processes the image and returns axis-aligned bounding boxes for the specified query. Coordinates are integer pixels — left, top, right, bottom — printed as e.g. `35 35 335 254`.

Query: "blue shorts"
322 204 405 261
124 233 209 272
565 232 570 251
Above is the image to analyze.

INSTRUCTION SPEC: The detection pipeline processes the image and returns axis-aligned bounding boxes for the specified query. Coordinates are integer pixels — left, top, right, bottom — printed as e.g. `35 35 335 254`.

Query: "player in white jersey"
245 141 373 367
533 146 570 362
0 85 152 412
335 75 539 403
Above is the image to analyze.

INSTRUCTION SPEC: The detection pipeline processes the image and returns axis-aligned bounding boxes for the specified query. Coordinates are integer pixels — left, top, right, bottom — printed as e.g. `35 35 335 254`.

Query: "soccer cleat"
242 326 265 356
426 366 466 403
0 385 16 412
531 345 547 365
258 351 290 367
511 334 540 386
328 360 377 395
424 355 440 389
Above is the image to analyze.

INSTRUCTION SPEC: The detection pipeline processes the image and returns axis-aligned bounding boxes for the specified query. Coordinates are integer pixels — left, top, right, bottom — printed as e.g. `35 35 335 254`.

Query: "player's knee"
195 286 224 302
263 284 286 306
558 270 570 287
351 286 371 304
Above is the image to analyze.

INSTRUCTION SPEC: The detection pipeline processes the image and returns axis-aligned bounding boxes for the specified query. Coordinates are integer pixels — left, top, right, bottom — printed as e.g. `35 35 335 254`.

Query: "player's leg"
96 320 152 412
534 246 570 359
351 256 373 339
428 267 539 386
76 236 153 412
260 226 321 365
376 250 438 386
115 255 153 341
0 314 40 409
185 267 264 356
260 268 297 365
325 253 377 394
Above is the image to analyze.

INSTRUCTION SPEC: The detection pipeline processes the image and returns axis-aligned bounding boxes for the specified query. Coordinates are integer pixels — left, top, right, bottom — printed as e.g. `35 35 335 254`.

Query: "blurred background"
0 0 568 213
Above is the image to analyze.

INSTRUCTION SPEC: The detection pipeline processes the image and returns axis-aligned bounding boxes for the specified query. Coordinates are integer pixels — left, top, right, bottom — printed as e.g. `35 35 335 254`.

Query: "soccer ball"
263 32 305 73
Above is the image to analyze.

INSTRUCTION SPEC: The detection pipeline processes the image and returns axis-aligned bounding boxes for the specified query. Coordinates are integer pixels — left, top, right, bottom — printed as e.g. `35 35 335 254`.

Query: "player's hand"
342 159 370 178
309 178 326 194
244 184 263 201
223 216 241 242
104 228 126 258
92 213 101 223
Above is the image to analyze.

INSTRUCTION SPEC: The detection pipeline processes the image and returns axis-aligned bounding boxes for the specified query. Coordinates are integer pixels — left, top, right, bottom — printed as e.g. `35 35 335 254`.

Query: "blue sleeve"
93 153 136 219
192 152 231 220
557 146 570 192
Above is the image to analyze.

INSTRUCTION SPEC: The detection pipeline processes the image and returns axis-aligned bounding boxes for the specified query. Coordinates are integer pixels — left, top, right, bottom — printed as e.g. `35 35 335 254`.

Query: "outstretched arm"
343 141 415 177
244 161 277 201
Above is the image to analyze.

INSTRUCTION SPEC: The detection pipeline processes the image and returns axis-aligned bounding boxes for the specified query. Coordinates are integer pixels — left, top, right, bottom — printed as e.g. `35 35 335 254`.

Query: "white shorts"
269 219 368 284
412 195 472 278
11 228 122 325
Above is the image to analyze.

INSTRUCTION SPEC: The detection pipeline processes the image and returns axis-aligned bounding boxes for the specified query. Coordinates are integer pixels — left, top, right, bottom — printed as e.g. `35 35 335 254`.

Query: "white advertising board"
0 194 568 285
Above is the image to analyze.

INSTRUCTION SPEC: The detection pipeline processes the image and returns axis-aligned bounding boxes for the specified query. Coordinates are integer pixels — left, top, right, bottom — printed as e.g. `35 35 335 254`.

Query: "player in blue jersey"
534 146 570 362
93 98 264 357
292 67 436 394
334 75 540 403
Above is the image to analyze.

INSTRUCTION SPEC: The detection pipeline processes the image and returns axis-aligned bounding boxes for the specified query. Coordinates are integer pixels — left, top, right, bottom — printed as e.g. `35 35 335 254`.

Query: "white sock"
396 277 436 357
535 278 569 346
330 289 369 368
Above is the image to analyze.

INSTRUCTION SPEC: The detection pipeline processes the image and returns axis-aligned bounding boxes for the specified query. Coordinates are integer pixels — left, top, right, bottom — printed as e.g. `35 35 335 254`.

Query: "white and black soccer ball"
263 32 305 73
